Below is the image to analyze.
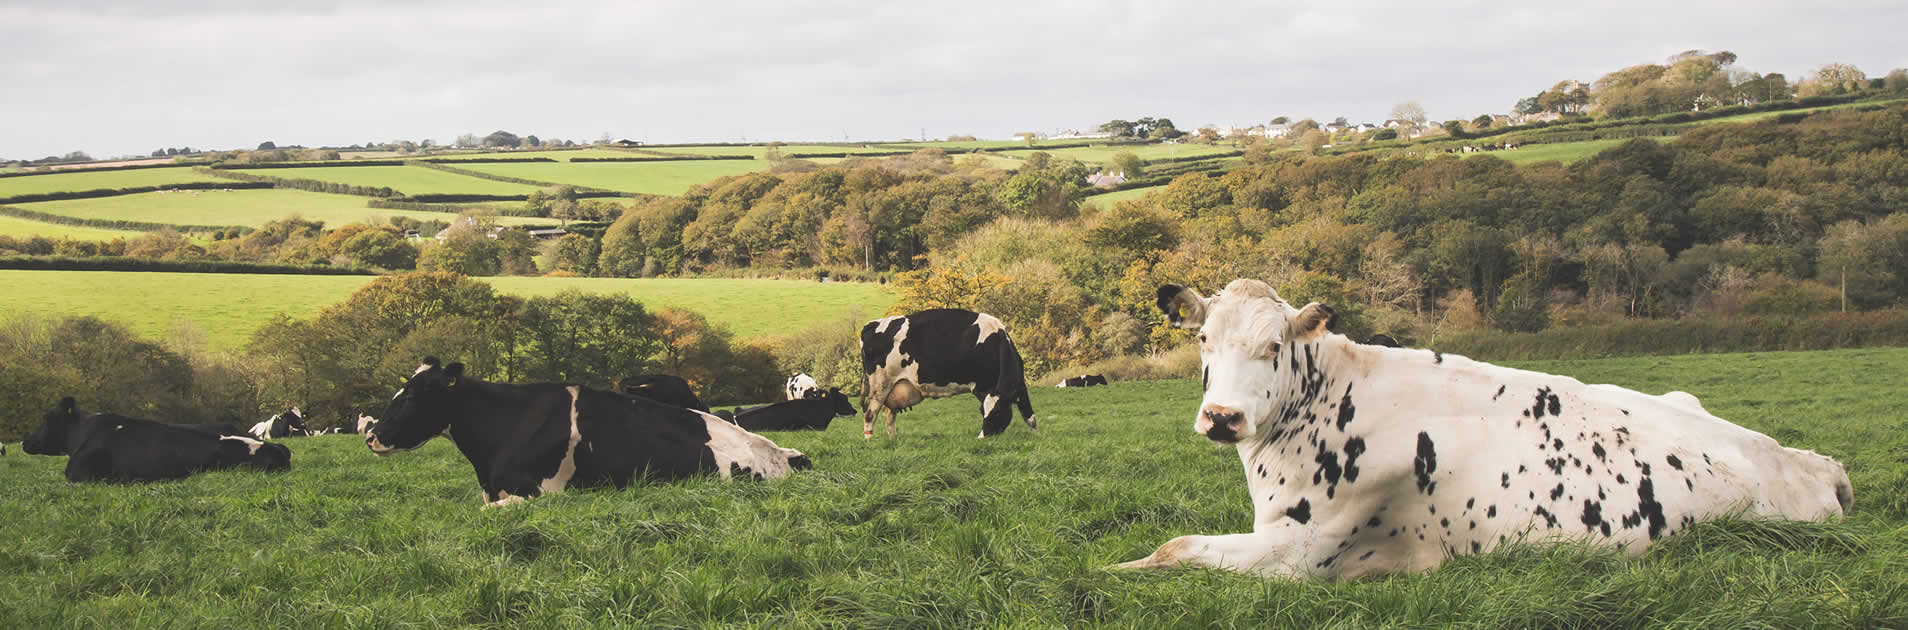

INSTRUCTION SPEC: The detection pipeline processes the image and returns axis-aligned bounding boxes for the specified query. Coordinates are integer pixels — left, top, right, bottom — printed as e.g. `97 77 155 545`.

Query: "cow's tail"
1000 332 1037 432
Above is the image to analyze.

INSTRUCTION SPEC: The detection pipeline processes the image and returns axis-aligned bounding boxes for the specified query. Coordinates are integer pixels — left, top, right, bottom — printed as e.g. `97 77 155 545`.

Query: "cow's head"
368 357 463 455
1158 280 1334 443
22 396 82 455
824 387 857 417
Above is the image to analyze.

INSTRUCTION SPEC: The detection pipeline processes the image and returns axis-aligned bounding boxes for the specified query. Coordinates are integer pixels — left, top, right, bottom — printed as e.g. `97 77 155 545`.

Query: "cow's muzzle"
1197 406 1245 443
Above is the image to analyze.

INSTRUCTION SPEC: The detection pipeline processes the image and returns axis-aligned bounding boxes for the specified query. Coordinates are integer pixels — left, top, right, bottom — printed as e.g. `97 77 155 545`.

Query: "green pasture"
0 214 146 241
1469 136 1675 165
426 149 648 162
227 166 542 196
643 145 894 158
455 160 772 196
1083 186 1161 209
12 189 554 230
1691 98 1908 126
0 271 895 351
0 167 231 199
1 347 1904 627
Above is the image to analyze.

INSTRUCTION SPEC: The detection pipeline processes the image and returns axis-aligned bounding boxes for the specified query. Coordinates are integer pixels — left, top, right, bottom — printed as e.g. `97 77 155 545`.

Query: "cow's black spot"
1335 384 1357 431
1494 385 1506 401
1616 473 1627 484
1534 506 1559 528
1550 483 1565 501
1285 499 1312 524
1440 517 1450 528
1367 515 1382 527
1545 457 1566 475
1342 437 1366 483
1636 478 1667 540
1592 443 1608 462
1501 472 1510 488
1553 438 1564 451
1389 528 1398 537
1547 393 1561 417
1666 454 1684 470
1580 499 1603 533
1686 478 1693 491
1471 541 1481 554
1414 432 1438 494
1518 464 1527 473
1466 498 1475 510
1359 550 1375 561
1257 464 1266 477
1487 505 1497 518
1313 448 1343 498
1531 388 1551 419
1433 351 1444 364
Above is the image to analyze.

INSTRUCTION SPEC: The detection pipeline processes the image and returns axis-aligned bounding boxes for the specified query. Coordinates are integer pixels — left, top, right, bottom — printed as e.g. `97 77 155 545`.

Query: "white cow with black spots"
1117 279 1852 579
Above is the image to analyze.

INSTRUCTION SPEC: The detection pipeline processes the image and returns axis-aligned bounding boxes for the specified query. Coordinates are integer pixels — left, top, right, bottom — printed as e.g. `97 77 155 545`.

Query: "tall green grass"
0 167 229 198
12 189 555 229
224 166 543 196
0 347 1902 627
0 214 144 240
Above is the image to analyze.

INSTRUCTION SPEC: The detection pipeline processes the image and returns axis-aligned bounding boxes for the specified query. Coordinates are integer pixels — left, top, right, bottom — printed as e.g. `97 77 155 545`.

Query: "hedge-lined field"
454 160 774 196
1083 185 1161 208
1459 136 1675 165
642 144 897 158
0 271 894 350
0 348 1902 627
0 214 145 240
998 143 1238 165
425 149 644 162
225 165 543 196
12 189 556 230
0 167 231 198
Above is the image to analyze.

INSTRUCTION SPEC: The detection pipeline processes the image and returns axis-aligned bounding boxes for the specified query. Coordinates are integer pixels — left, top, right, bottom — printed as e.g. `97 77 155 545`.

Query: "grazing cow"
367 358 811 507
617 375 709 412
859 309 1037 439
1117 279 1851 579
22 397 291 482
730 388 857 431
785 373 821 401
1057 374 1109 388
1361 334 1401 348
249 408 310 439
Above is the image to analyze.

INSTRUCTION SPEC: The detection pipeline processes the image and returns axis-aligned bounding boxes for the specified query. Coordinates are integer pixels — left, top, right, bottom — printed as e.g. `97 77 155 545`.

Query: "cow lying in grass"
23 397 291 482
366 357 811 507
1117 279 1852 579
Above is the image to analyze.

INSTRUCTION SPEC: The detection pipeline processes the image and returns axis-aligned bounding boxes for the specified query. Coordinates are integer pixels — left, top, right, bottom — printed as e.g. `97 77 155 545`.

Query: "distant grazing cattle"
1117 280 1851 579
368 358 811 507
617 375 709 412
23 397 291 482
785 373 821 400
859 309 1036 439
1362 334 1401 348
249 408 310 439
730 388 857 431
1057 374 1109 388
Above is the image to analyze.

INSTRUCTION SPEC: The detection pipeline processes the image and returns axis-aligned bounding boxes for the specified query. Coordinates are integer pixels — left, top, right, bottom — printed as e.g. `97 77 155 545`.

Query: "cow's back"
65 417 222 482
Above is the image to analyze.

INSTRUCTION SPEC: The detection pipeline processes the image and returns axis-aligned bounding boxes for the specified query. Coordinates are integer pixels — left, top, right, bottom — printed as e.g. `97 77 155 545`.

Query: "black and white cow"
730 387 857 431
1115 280 1852 579
1057 374 1109 388
859 309 1037 439
23 397 291 482
617 374 709 412
249 408 310 439
1361 334 1401 348
367 358 811 507
785 373 821 401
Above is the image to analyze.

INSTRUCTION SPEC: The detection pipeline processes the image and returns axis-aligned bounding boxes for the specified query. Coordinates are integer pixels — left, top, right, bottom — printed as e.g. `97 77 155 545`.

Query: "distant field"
227 166 542 196
1692 98 1907 126
999 143 1237 165
1471 136 1674 165
644 145 892 158
0 271 895 350
0 167 231 198
14 189 556 229
456 160 771 196
427 149 645 162
890 140 1031 150
1083 186 1161 209
0 214 146 240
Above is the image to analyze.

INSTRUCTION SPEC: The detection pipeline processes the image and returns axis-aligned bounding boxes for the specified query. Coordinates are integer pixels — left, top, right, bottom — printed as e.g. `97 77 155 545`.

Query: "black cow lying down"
729 387 857 431
1057 374 1108 388
23 397 291 482
368 358 811 507
617 374 709 412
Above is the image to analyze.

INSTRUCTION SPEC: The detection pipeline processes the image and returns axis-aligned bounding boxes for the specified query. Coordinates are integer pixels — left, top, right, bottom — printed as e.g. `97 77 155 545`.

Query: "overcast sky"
3 1 1905 159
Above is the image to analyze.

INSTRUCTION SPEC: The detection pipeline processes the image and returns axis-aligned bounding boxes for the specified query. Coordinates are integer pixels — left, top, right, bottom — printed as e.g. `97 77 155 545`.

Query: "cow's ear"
444 362 466 382
58 396 77 415
422 356 441 368
1156 284 1210 329
1293 302 1335 339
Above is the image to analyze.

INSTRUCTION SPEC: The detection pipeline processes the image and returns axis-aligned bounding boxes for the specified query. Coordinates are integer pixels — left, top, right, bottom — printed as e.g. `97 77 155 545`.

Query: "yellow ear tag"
448 379 457 388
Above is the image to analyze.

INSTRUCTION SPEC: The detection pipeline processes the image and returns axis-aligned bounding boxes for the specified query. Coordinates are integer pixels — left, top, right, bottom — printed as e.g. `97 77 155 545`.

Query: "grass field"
0 214 146 240
12 189 556 230
228 166 543 196
1466 136 1675 165
1690 98 1908 126
1083 186 1162 209
0 167 232 198
426 149 650 162
0 271 895 350
644 145 894 158
454 160 772 195
0 346 1903 627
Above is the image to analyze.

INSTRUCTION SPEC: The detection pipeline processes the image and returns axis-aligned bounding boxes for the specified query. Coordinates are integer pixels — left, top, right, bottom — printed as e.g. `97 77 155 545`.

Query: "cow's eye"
1197 333 1208 344
1264 342 1281 357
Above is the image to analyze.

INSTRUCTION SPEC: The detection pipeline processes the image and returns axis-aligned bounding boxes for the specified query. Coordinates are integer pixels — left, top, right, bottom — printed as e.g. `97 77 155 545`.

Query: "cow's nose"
1197 405 1245 442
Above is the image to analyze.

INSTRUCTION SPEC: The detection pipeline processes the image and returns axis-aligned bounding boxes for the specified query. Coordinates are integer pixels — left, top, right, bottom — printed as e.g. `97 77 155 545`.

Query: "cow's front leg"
883 407 900 439
1113 531 1311 578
